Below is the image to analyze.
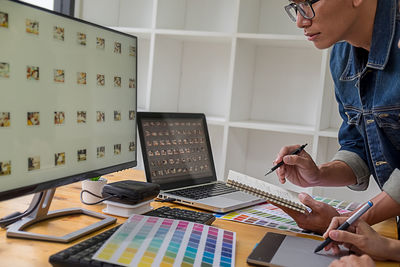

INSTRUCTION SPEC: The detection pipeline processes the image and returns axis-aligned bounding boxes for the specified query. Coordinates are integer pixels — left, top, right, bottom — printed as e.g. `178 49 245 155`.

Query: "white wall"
20 0 54 10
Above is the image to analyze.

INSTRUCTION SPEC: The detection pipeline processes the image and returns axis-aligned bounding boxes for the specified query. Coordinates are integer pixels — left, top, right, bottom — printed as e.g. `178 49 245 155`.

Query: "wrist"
316 161 358 187
312 165 328 186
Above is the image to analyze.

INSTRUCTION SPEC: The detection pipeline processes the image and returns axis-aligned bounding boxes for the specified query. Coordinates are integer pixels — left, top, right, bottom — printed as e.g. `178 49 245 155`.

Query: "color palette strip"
160 220 189 266
217 197 360 236
117 216 159 265
136 218 173 266
93 214 236 267
181 223 203 266
96 214 143 261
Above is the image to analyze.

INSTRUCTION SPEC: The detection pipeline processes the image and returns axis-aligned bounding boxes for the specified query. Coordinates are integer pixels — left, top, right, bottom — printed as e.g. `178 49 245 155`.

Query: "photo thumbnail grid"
0 7 137 177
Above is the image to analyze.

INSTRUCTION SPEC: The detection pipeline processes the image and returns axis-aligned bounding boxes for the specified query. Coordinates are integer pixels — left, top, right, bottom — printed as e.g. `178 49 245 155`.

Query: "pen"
265 143 308 176
314 200 373 253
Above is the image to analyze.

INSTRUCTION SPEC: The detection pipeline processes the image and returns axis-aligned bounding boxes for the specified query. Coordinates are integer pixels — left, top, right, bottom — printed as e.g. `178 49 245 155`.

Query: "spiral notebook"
226 170 307 213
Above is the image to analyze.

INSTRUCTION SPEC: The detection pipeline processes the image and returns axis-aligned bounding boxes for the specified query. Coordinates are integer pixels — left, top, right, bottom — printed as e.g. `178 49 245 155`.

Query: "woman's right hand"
323 217 393 261
329 254 375 267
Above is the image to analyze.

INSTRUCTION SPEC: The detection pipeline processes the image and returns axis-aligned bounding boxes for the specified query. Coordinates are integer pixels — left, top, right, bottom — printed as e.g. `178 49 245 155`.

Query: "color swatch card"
216 197 360 236
216 203 311 235
93 214 236 267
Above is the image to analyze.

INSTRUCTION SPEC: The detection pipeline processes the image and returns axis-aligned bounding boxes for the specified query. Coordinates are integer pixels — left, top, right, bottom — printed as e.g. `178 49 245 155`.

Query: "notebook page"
227 170 302 205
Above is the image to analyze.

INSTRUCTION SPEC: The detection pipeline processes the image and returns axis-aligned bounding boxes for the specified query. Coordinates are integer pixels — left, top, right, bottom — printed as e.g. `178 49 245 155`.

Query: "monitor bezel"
137 112 218 191
0 0 138 202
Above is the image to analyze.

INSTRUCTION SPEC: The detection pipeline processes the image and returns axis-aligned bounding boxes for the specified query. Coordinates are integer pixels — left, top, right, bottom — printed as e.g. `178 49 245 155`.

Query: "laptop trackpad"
201 191 259 206
222 191 259 201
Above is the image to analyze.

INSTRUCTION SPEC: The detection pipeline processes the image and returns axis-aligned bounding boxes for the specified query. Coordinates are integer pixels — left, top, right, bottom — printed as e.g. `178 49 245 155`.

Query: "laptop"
137 112 264 213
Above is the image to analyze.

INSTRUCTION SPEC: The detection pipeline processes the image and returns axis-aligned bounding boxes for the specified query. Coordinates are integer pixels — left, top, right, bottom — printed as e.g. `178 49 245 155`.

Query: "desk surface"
0 169 398 267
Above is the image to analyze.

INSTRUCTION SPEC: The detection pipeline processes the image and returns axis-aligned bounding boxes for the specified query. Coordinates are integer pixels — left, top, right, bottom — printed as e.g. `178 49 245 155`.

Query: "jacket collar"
340 0 396 80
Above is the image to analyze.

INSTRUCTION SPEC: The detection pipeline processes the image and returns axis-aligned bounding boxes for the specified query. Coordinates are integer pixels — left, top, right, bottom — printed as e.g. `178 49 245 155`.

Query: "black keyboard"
144 206 215 225
168 182 238 200
50 225 122 267
49 207 216 267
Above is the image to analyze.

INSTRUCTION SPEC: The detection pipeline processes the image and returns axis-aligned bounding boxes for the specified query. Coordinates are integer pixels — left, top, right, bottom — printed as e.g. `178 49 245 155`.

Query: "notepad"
226 170 307 213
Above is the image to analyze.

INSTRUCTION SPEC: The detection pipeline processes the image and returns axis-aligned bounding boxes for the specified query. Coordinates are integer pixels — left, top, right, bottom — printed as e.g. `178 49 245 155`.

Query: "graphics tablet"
247 232 349 267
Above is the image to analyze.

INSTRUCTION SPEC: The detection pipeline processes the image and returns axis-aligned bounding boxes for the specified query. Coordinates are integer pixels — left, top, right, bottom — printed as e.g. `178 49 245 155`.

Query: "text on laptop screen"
140 117 214 185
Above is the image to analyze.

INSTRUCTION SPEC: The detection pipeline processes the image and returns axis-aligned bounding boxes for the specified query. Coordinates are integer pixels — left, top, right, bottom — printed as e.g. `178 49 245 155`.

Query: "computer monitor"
0 0 137 242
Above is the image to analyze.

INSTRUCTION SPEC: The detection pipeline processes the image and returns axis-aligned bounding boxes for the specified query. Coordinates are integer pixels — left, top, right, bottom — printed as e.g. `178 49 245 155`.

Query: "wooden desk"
0 169 398 267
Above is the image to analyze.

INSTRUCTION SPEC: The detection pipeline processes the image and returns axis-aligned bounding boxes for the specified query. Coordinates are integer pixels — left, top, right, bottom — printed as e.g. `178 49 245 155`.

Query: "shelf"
77 1 352 200
236 33 313 48
155 29 233 43
137 107 148 112
110 27 152 40
206 116 227 126
229 120 315 135
318 128 339 138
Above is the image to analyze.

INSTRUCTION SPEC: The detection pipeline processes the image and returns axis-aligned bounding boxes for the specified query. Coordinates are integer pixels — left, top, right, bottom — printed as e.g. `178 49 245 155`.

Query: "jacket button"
379 113 389 118
366 119 374 124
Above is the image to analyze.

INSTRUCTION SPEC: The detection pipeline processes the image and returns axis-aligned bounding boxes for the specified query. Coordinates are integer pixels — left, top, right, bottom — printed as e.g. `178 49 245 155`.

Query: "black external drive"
102 180 160 205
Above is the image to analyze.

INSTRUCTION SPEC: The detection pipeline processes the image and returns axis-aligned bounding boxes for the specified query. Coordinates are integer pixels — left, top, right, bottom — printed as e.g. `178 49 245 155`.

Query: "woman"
325 217 400 266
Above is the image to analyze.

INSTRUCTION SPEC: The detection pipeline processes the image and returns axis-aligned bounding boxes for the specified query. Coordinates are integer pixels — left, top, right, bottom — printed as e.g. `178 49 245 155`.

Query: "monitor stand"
6 188 116 243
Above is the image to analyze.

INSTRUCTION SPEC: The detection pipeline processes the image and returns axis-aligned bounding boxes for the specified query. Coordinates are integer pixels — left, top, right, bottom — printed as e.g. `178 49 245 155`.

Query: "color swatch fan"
93 214 236 266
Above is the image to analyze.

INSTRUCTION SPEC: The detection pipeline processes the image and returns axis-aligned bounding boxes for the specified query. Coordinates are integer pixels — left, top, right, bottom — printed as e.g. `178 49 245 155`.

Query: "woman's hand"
329 254 375 267
323 217 394 261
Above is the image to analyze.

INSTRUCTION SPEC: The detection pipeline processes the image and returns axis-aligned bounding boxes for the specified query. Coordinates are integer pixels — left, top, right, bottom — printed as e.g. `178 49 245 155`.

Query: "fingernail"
298 193 306 200
330 231 338 239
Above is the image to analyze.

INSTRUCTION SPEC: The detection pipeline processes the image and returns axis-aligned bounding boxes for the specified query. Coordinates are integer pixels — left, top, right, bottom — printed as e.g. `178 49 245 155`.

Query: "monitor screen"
0 0 137 201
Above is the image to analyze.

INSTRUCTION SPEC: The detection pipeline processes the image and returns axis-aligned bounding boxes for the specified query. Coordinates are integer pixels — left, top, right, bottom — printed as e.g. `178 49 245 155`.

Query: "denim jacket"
330 0 400 204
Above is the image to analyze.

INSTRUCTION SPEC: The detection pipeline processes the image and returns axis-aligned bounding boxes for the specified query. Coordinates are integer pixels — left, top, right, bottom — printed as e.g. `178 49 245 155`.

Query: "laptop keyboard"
168 182 238 200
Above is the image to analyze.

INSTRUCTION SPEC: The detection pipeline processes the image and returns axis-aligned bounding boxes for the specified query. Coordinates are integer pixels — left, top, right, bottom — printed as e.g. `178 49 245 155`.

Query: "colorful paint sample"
93 215 236 266
216 197 361 237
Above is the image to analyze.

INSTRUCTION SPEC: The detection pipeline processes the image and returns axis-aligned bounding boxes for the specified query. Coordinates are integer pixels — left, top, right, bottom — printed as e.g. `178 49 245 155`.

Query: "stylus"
314 201 373 253
265 143 307 176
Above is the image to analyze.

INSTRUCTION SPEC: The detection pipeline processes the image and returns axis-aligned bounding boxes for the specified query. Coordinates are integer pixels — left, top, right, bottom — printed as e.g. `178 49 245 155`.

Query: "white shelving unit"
75 0 381 203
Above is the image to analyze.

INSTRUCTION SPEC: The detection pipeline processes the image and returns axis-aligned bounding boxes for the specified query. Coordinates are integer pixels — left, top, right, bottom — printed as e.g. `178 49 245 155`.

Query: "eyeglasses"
284 0 320 22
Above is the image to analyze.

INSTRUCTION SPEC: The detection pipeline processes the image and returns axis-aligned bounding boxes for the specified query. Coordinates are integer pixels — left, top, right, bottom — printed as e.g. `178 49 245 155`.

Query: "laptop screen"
137 113 217 190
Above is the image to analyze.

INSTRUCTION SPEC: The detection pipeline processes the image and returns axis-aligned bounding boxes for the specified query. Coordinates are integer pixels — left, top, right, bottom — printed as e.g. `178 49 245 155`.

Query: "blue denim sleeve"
334 95 371 190
330 45 371 190
335 94 368 164
332 150 370 191
330 44 368 164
